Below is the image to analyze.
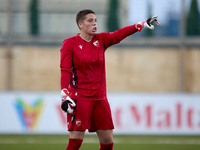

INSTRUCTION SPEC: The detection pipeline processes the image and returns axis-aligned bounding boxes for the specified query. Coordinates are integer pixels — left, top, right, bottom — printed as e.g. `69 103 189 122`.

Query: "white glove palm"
61 89 76 114
136 15 160 32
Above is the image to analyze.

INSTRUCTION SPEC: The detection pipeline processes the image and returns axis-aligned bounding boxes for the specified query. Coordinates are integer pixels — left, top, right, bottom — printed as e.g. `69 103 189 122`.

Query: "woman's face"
79 13 97 35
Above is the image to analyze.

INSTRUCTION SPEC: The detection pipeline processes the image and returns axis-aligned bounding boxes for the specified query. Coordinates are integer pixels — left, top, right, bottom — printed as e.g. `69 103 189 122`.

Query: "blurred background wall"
0 0 200 93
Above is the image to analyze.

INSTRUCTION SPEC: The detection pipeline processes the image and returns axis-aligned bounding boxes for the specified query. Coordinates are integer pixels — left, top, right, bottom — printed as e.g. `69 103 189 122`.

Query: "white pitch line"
113 138 200 145
0 138 200 145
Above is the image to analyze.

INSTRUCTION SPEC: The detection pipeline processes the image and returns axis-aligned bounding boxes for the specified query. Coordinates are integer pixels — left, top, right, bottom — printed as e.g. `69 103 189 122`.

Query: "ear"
78 22 83 30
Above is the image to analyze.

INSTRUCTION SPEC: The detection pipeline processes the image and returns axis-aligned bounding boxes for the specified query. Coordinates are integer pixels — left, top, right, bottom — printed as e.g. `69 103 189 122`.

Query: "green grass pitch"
0 134 200 150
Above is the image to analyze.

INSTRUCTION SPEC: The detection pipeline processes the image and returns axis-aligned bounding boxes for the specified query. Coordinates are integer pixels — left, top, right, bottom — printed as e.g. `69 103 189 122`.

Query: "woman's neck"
79 33 93 42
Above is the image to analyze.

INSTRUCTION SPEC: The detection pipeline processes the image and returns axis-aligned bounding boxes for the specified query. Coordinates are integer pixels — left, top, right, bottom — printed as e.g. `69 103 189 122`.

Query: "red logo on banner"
56 104 67 127
125 103 199 129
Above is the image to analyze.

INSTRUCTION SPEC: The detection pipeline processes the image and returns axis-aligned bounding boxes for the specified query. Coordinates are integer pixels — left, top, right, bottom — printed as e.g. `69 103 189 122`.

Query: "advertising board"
0 92 200 134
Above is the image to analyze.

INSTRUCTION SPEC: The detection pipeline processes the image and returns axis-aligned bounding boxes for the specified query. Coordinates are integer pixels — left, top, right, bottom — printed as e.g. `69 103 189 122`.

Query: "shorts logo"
76 119 81 127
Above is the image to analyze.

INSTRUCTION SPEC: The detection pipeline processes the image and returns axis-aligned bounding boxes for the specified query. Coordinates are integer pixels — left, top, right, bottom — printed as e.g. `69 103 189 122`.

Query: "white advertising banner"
0 92 200 134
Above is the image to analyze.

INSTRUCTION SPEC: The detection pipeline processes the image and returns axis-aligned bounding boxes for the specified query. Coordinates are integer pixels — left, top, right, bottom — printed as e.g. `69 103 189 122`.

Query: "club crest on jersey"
76 119 81 127
93 40 100 47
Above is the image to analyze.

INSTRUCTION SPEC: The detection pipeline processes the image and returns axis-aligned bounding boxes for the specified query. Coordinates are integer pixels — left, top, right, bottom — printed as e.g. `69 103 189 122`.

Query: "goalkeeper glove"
61 89 76 114
135 15 160 32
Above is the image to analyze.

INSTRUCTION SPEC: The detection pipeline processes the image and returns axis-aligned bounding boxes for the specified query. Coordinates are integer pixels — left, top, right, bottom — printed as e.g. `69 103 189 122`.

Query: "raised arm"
102 15 160 49
102 24 138 50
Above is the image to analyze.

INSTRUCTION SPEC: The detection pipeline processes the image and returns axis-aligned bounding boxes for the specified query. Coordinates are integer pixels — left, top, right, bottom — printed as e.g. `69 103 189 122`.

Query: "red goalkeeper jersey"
60 24 138 101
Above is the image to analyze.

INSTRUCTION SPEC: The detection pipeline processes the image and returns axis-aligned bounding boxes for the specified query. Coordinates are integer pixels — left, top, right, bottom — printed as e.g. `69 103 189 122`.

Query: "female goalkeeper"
60 9 160 150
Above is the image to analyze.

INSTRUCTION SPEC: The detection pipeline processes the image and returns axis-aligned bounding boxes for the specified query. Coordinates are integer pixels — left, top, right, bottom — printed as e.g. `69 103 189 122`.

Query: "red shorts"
67 99 114 132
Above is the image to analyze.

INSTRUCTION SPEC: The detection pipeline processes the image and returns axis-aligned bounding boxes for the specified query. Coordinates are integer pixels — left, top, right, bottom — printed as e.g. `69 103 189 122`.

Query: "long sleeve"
102 24 138 49
60 70 71 89
117 24 138 38
60 39 73 90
